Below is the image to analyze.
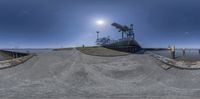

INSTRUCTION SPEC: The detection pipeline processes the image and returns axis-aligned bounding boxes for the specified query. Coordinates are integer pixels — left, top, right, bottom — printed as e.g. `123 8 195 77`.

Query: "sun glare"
96 20 105 26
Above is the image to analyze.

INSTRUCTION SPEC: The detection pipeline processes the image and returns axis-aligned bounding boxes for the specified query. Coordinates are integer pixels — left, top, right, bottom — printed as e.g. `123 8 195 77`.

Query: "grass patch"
77 46 130 57
53 48 74 51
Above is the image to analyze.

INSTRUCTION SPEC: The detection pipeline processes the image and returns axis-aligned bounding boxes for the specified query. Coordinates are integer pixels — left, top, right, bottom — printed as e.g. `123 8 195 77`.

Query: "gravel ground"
0 49 200 99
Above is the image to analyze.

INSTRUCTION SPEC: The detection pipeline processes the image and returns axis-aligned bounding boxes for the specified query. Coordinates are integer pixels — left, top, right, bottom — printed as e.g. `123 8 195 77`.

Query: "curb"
0 54 35 70
147 52 200 70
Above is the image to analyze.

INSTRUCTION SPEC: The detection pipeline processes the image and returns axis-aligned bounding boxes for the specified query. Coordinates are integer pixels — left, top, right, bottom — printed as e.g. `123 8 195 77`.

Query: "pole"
122 32 124 39
130 24 134 39
171 45 176 59
199 49 200 54
96 31 100 45
183 48 186 56
96 31 99 40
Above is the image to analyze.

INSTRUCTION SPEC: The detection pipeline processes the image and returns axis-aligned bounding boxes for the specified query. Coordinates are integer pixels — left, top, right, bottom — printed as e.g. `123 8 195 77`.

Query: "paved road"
0 49 200 99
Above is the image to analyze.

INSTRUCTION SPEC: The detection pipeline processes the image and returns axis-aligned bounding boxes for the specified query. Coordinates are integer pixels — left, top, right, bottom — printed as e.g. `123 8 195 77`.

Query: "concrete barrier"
0 50 28 59
0 54 34 69
147 51 200 70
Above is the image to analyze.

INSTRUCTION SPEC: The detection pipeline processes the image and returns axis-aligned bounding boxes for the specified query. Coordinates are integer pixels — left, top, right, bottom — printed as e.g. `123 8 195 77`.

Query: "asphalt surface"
0 49 200 99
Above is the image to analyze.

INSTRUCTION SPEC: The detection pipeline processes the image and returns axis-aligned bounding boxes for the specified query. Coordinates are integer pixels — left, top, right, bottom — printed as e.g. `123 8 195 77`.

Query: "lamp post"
96 31 100 45
95 19 105 45
96 31 99 40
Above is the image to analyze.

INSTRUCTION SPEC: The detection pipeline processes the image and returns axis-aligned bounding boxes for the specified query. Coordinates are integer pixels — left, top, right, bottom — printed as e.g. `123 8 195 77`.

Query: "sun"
96 20 105 26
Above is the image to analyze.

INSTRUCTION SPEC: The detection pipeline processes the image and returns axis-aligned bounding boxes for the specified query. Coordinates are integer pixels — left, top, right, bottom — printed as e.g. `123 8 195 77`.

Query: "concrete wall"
0 50 28 59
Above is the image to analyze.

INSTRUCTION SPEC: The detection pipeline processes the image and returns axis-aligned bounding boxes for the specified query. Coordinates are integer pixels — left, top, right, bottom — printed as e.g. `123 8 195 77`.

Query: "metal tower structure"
111 23 135 40
128 24 134 39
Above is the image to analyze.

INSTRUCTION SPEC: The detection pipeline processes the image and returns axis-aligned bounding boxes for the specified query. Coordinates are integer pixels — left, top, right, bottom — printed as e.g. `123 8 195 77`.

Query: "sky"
0 0 200 48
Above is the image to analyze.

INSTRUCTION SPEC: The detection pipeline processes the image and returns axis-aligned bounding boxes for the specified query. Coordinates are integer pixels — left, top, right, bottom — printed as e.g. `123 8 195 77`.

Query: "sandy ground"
0 49 200 99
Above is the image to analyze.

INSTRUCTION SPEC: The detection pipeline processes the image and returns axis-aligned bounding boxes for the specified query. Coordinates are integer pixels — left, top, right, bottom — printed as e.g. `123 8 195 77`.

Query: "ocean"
1 49 53 54
0 55 6 61
150 49 200 61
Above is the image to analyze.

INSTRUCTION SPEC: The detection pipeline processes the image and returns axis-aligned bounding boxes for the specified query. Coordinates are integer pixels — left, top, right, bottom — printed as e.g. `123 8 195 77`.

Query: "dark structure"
111 23 134 39
0 50 29 59
97 22 142 53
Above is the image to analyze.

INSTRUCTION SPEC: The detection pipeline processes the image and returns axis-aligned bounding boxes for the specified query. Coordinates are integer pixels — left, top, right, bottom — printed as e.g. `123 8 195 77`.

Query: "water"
1 49 53 54
0 55 6 61
150 49 200 61
0 49 53 61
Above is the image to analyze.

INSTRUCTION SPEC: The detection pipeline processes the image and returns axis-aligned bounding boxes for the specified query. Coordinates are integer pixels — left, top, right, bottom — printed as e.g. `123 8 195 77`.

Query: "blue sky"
0 0 200 48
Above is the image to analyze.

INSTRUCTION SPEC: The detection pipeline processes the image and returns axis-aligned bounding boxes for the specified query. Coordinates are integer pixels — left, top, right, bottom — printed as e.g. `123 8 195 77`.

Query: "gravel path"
0 49 200 99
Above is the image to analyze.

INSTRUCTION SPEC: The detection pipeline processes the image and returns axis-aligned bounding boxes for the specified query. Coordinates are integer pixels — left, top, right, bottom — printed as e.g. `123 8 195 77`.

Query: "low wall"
104 46 142 53
0 50 28 59
0 50 34 69
0 54 34 69
148 52 200 70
